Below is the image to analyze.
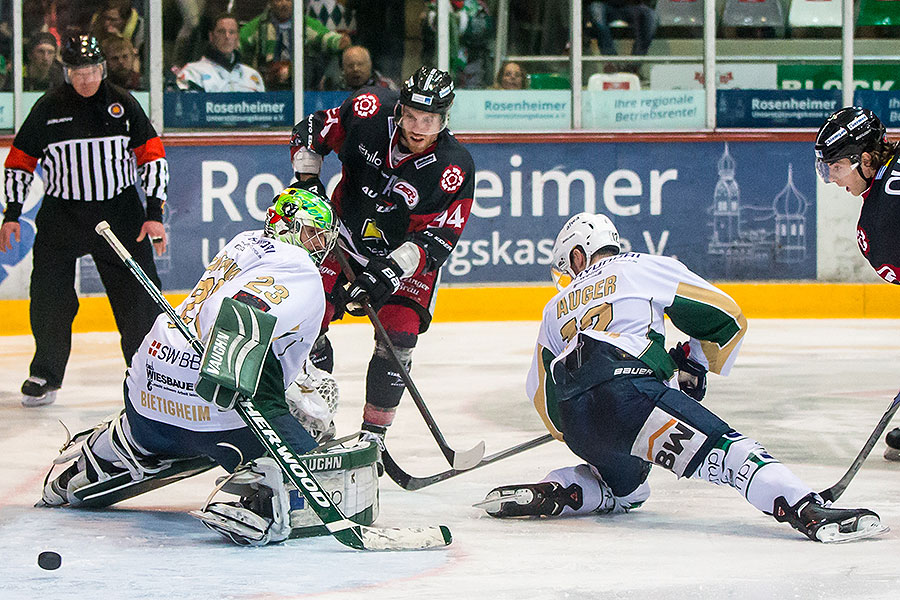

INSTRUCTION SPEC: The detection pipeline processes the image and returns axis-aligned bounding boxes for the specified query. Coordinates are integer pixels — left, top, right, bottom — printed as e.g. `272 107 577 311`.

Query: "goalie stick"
95 221 451 551
819 389 900 504
333 248 485 470
383 433 555 490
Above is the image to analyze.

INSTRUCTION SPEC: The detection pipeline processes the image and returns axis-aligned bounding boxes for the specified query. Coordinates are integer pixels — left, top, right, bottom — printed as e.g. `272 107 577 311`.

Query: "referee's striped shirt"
2 82 169 223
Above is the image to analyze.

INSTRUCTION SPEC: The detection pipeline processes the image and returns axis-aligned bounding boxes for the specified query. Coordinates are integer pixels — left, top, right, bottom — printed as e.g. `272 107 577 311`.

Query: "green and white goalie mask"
264 187 339 265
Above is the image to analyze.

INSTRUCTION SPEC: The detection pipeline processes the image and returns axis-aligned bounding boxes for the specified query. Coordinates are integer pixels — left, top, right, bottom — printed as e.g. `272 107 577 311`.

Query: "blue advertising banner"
46 141 816 293
163 91 351 129
717 89 841 128
853 90 900 127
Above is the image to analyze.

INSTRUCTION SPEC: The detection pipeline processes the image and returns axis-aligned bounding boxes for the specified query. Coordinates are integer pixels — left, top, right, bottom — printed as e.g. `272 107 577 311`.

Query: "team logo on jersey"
108 103 124 118
876 264 899 284
393 180 420 208
353 93 381 118
439 165 465 193
361 218 385 241
857 226 869 255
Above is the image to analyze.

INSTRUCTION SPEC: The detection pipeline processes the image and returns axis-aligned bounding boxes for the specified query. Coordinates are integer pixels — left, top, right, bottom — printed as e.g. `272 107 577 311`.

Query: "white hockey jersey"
176 57 265 92
528 252 747 439
125 231 325 432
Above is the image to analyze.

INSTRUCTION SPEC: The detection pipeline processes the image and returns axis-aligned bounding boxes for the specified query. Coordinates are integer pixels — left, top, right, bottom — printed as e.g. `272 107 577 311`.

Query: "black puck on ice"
38 551 61 570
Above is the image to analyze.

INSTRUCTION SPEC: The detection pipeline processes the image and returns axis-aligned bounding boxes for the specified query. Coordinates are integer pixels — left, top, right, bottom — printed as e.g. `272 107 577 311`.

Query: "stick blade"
356 525 452 550
450 440 486 471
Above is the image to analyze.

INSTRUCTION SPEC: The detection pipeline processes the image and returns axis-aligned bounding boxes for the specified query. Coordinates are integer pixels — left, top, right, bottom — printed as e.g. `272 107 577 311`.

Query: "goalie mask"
551 213 620 289
264 188 339 265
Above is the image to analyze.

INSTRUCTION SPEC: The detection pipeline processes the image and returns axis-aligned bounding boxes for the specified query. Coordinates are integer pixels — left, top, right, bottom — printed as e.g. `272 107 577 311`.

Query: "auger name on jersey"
125 231 326 432
527 252 748 438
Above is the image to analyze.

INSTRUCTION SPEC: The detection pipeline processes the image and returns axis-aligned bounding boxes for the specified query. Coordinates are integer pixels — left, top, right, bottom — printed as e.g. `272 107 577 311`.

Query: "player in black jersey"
815 107 900 460
289 66 475 448
0 36 169 407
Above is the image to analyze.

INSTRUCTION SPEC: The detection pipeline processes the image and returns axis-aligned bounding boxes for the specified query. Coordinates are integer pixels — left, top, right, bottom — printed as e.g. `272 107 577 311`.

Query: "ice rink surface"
3 319 900 599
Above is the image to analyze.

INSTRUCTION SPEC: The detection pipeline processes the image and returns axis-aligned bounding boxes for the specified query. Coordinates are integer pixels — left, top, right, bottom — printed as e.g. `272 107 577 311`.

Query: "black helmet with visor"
814 106 886 183
61 35 106 83
396 66 455 136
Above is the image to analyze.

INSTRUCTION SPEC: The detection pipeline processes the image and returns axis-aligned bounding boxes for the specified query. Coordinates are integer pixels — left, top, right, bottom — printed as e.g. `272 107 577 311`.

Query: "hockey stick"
819 389 900 504
95 221 451 551
333 248 485 470
383 433 555 490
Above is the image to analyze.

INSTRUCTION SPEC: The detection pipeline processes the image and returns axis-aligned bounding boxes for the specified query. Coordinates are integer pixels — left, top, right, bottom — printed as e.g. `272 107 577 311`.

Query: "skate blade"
472 488 534 512
883 447 900 462
22 390 57 407
817 517 890 544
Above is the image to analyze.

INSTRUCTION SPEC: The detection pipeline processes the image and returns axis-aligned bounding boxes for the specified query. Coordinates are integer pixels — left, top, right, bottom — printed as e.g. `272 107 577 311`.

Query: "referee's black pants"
29 189 162 388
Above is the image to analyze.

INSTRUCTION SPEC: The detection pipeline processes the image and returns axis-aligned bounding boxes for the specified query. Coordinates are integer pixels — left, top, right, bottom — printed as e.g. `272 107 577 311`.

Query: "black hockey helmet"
61 35 105 68
815 107 886 183
399 66 455 115
815 107 886 163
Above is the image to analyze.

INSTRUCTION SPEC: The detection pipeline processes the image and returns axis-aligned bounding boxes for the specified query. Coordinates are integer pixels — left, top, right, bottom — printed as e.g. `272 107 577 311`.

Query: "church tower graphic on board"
707 143 809 277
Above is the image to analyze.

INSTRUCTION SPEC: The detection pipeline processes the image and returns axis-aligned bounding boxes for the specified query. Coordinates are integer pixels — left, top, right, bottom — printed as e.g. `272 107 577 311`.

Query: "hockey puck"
37 551 61 570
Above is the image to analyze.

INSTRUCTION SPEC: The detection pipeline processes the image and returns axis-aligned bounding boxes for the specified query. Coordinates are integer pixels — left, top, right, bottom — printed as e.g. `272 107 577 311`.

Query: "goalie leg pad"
40 410 215 508
192 441 381 545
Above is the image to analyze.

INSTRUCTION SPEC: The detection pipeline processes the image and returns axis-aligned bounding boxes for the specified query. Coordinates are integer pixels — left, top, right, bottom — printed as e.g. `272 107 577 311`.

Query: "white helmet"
551 213 620 283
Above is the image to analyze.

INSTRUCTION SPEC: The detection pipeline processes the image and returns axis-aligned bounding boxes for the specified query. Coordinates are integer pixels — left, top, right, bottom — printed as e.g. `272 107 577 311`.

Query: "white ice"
2 319 900 599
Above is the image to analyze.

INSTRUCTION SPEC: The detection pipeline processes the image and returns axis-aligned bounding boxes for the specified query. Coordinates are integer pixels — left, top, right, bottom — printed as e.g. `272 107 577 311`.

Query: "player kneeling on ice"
476 213 886 543
38 188 380 545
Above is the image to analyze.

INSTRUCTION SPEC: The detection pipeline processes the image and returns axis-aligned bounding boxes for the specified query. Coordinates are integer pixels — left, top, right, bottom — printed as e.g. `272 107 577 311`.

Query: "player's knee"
696 431 778 493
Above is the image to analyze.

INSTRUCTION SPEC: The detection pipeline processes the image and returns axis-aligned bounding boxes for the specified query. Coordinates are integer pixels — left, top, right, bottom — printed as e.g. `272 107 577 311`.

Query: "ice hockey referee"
0 35 169 407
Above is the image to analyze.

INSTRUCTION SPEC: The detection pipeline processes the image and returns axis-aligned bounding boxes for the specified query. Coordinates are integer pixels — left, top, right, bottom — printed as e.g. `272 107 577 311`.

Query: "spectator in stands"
585 0 658 70
319 45 397 91
176 13 265 92
24 32 59 91
492 60 528 90
101 35 142 90
423 0 494 89
241 0 350 91
307 0 356 38
90 0 145 59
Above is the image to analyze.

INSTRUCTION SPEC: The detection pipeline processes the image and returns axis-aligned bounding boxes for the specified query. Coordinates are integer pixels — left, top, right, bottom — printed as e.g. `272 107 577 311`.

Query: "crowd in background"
0 0 700 93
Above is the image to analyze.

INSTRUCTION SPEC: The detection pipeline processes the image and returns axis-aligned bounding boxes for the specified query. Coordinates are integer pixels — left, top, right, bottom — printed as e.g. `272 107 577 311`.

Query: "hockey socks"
773 494 888 543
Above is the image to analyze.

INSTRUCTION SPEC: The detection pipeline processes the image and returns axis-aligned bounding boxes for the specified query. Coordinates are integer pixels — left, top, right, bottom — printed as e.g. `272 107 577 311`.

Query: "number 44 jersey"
528 252 748 437
125 231 326 432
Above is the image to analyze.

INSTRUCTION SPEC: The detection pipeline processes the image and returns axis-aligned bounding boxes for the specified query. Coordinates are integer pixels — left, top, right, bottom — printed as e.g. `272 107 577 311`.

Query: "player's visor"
815 158 858 183
396 105 447 136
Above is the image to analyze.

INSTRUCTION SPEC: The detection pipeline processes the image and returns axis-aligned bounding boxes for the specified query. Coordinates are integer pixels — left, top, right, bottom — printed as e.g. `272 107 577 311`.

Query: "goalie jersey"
528 252 748 439
125 231 325 432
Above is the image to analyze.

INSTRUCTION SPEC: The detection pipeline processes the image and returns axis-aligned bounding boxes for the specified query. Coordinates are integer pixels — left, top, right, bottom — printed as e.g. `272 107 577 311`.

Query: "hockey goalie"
37 187 380 545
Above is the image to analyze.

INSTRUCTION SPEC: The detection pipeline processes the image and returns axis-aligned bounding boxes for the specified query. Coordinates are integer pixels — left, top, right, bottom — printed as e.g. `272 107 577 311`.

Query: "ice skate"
475 482 583 518
774 494 888 543
21 376 59 407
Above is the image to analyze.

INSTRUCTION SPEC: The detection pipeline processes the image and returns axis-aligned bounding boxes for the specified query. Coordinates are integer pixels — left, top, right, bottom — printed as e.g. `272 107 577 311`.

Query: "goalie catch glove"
669 341 707 402
190 457 291 546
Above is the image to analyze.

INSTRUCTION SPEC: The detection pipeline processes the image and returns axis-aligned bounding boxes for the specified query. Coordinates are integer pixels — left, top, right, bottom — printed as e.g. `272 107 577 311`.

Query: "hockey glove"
669 341 707 402
347 257 404 315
